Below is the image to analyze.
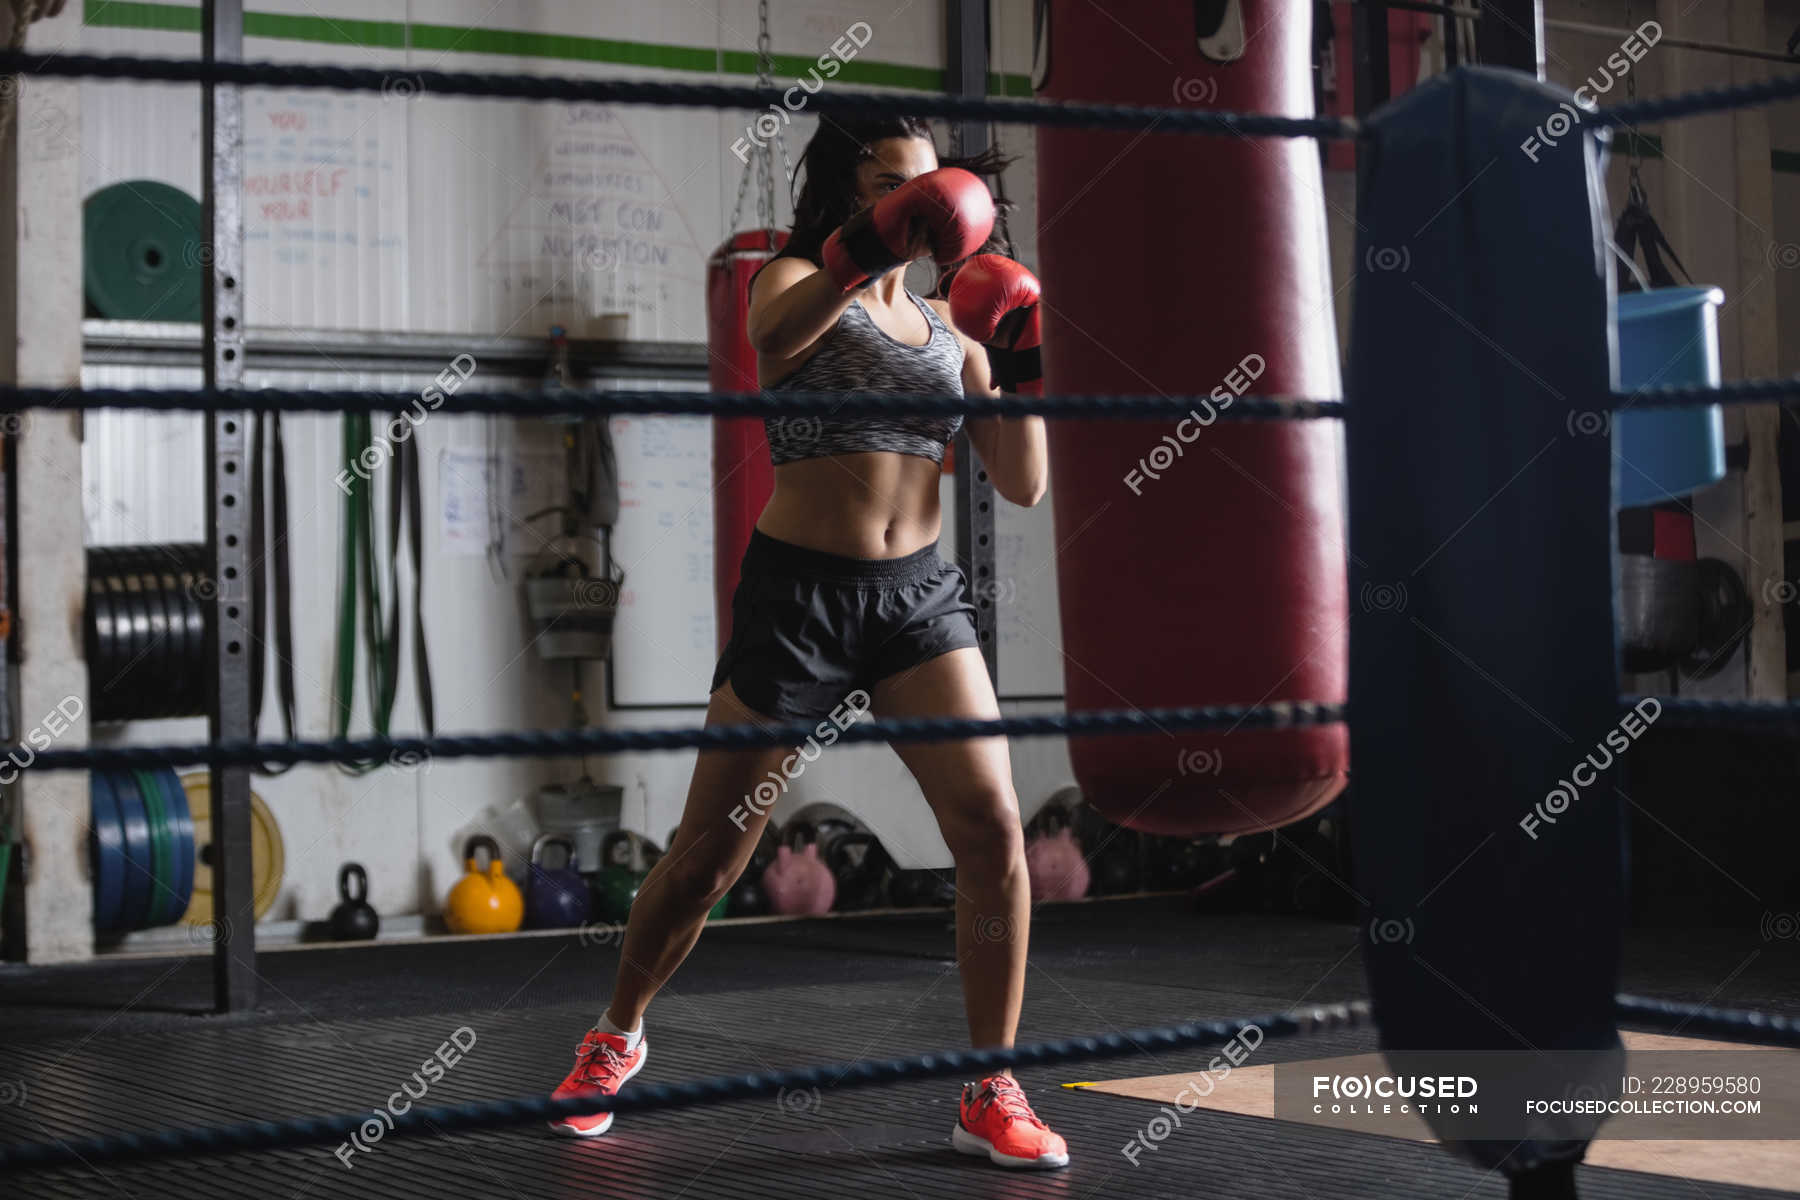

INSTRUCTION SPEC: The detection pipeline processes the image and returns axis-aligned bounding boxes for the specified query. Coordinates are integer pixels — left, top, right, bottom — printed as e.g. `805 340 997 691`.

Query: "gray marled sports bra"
765 290 966 466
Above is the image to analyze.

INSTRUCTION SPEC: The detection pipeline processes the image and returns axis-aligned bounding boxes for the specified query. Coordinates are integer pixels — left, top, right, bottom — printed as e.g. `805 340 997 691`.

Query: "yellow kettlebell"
445 835 524 934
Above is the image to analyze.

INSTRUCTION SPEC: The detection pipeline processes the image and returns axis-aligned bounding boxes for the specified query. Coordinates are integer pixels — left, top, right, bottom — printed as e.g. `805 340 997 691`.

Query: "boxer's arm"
745 257 863 362
936 301 1047 508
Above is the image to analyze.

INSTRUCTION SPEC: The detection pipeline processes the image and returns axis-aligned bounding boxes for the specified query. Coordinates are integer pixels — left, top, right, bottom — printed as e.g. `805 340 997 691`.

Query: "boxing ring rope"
2 48 1798 125
0 993 1795 1170
8 703 1348 774
0 385 1350 419
3 36 1800 1179
0 379 1797 414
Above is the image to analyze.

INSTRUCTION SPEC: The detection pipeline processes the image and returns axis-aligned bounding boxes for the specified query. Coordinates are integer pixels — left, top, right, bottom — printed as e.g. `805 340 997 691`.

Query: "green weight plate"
82 180 204 321
133 767 171 927
111 769 153 931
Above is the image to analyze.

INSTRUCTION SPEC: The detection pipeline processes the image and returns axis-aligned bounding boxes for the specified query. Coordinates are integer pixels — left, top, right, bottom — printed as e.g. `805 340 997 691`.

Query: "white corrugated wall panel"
75 0 1072 917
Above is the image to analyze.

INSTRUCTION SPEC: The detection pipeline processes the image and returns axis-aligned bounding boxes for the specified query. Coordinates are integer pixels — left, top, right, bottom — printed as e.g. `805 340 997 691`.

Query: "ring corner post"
1345 66 1622 1174
202 0 257 1012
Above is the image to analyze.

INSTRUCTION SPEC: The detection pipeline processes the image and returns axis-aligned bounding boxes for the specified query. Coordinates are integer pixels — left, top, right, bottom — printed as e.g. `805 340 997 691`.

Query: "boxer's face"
852 135 938 211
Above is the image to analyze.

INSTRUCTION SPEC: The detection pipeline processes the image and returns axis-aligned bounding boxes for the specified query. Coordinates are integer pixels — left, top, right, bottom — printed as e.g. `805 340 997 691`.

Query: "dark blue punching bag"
1346 67 1626 1179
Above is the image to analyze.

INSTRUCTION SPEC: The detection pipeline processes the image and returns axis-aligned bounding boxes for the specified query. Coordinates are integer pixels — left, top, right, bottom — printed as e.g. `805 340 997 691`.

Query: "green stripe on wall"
1605 130 1800 176
83 0 1033 95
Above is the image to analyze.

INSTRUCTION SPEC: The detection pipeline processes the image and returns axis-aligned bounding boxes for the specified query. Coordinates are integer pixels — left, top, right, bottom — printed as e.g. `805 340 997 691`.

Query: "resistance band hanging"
333 412 435 772
248 411 297 773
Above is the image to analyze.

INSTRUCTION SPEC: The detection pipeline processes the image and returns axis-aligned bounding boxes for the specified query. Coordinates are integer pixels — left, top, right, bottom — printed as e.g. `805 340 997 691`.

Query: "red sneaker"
548 1028 648 1137
951 1075 1070 1169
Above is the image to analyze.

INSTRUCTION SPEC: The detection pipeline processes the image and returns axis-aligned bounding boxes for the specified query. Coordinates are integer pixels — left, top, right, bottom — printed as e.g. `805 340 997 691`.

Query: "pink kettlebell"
1025 803 1091 903
763 822 836 916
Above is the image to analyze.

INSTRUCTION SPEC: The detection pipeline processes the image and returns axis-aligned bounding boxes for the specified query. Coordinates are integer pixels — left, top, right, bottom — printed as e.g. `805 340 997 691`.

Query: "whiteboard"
995 482 1066 699
608 413 717 707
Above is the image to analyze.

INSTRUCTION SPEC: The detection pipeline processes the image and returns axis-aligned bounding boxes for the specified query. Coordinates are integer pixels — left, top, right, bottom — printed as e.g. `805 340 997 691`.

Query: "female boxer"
550 117 1063 1169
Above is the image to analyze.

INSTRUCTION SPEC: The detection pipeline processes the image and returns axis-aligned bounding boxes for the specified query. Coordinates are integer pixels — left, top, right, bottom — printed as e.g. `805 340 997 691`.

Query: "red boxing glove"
948 254 1042 395
821 167 996 293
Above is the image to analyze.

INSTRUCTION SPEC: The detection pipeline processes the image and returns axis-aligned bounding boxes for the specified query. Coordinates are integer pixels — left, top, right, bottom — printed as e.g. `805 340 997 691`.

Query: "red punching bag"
707 230 786 649
1036 0 1348 835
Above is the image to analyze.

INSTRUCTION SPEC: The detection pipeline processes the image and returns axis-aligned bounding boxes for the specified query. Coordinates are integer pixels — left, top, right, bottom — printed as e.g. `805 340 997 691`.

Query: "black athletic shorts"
711 530 981 721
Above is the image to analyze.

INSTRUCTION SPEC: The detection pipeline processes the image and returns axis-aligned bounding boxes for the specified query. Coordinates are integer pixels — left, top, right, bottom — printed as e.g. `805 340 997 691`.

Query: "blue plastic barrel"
1613 285 1725 507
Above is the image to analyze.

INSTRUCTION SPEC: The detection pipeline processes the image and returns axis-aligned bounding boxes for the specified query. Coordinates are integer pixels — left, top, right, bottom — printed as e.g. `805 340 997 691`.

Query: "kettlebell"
328 862 380 941
1024 804 1090 903
592 830 643 924
1091 824 1143 895
763 822 835 915
826 831 892 911
525 834 591 930
445 835 524 934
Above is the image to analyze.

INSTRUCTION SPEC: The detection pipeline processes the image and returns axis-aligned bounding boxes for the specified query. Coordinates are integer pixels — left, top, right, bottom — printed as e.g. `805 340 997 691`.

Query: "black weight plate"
89 577 126 722
117 577 152 721
137 570 174 719
176 573 207 715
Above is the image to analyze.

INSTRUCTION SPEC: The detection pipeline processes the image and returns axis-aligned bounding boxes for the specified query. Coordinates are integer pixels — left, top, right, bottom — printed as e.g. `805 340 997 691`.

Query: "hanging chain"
755 0 777 235
729 0 785 242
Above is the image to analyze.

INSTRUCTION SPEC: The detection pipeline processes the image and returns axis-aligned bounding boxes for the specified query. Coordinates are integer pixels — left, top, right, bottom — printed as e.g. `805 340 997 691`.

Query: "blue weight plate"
89 772 126 932
111 769 153 932
156 765 194 922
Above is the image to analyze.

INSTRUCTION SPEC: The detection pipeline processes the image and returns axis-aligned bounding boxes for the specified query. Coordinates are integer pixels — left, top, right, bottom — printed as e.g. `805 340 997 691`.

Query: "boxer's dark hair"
773 116 1017 274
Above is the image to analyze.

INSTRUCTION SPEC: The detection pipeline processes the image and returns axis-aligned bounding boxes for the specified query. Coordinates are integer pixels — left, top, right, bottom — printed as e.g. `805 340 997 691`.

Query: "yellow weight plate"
178 772 285 925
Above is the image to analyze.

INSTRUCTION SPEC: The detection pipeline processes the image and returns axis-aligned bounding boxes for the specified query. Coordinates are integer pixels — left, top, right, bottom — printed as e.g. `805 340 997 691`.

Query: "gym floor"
2 897 1796 1199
